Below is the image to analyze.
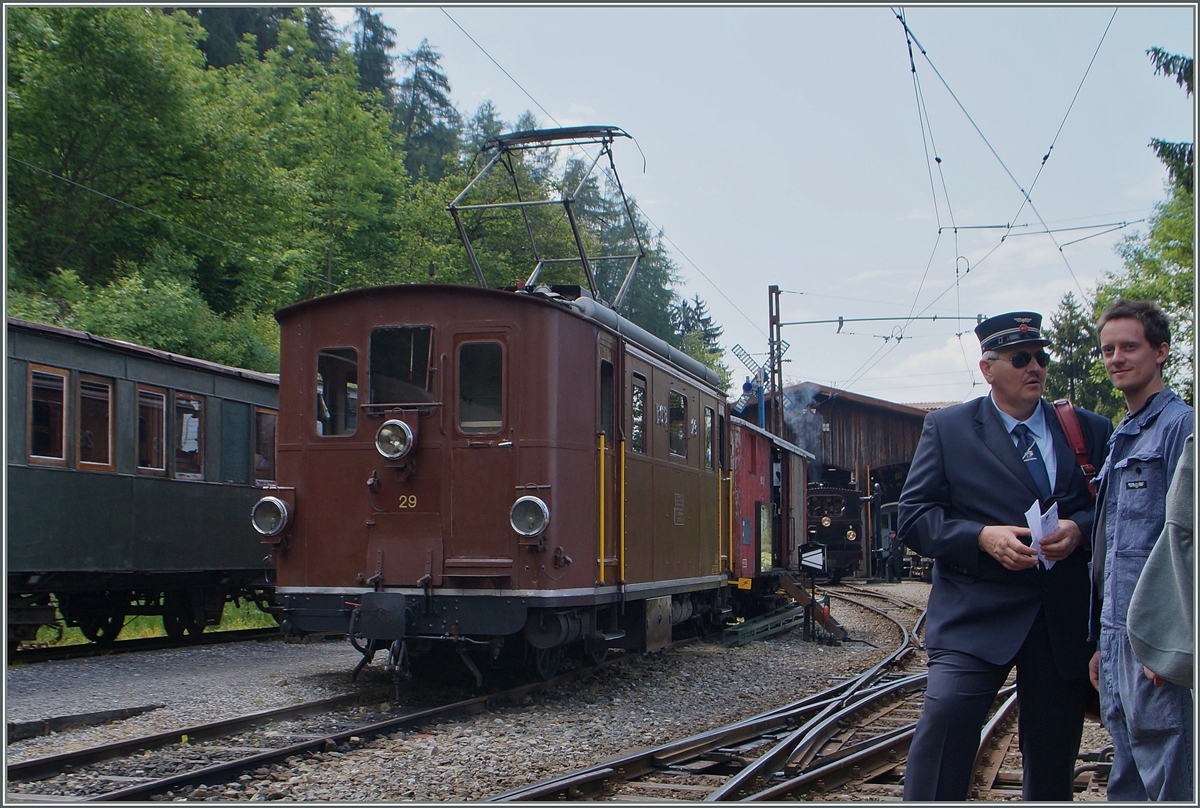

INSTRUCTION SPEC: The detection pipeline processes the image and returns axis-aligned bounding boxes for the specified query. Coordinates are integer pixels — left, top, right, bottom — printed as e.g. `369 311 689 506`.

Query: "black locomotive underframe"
280 582 730 652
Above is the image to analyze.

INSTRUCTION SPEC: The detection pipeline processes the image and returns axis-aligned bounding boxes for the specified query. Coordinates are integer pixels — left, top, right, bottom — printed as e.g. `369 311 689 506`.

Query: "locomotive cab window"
255 408 278 484
29 364 68 465
78 375 113 470
370 326 433 404
458 341 503 434
316 348 358 436
668 390 687 457
137 386 167 473
631 375 647 454
174 393 204 479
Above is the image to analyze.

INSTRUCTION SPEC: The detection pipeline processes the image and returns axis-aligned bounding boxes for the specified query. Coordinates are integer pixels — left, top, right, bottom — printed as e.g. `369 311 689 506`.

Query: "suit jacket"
898 397 1112 679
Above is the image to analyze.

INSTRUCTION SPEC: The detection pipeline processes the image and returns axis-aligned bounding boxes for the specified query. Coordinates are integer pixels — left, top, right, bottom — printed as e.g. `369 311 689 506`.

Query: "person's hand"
1089 650 1100 690
1039 519 1083 562
978 525 1039 571
1143 665 1165 687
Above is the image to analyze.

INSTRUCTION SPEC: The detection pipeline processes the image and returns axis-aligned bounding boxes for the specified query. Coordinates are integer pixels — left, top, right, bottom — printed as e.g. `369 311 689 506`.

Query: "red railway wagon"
728 416 811 609
254 283 738 681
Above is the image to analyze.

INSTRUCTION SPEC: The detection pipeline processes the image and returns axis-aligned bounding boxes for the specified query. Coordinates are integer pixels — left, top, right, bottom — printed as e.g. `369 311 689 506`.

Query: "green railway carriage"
6 317 280 648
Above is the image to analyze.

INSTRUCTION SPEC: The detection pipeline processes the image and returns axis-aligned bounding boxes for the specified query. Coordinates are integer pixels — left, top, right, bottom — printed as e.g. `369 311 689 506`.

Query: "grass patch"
31 598 279 648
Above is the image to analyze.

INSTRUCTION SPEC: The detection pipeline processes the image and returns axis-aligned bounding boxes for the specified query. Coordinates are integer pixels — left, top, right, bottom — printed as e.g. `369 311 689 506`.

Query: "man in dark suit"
898 311 1112 801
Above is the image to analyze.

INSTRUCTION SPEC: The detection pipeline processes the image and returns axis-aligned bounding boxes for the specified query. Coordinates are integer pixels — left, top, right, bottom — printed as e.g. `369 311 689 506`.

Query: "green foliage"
1146 47 1193 193
395 39 463 181
1099 184 1194 405
189 7 295 68
1086 48 1195 414
1044 291 1120 418
6 7 727 382
352 7 398 107
7 7 214 286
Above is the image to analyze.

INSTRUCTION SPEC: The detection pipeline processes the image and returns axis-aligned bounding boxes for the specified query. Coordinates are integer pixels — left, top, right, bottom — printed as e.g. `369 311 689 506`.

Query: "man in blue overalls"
1089 298 1194 801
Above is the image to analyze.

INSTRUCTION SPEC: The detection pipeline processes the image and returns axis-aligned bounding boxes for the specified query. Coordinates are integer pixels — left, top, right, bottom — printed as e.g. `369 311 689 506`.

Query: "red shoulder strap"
1052 398 1097 502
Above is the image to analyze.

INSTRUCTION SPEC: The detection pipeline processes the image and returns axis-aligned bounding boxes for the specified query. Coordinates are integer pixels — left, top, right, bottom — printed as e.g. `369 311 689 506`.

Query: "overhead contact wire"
443 6 766 339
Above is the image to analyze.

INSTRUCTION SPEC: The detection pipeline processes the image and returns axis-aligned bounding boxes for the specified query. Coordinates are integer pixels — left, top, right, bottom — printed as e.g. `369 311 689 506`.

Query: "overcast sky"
329 5 1194 404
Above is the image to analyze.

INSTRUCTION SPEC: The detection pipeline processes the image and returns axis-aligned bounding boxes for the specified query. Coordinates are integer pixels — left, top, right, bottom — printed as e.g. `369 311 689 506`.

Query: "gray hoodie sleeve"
1127 434 1194 688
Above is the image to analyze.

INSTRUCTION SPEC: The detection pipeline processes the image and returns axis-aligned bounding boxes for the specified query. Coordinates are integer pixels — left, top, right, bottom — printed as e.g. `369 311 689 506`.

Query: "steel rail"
486 675 867 802
491 597 927 802
6 687 393 783
83 653 644 802
706 591 924 800
9 649 647 800
752 683 1016 801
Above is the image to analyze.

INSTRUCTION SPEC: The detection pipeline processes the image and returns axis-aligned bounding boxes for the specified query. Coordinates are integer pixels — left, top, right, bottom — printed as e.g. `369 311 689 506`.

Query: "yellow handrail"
727 472 734 574
619 439 626 582
716 465 723 572
598 432 606 585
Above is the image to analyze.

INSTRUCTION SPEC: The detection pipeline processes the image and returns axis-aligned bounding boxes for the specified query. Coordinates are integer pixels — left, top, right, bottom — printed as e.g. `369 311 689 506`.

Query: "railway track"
4 648 643 801
487 589 1110 801
8 627 285 665
488 589 926 801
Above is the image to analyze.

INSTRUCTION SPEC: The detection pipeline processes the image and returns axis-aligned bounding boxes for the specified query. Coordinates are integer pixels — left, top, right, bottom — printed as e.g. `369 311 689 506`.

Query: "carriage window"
255 408 277 484
668 390 687 457
174 393 204 479
704 407 715 470
317 348 358 436
631 376 646 454
78 376 113 469
370 327 433 404
137 387 167 472
29 366 68 463
458 341 503 434
600 360 614 439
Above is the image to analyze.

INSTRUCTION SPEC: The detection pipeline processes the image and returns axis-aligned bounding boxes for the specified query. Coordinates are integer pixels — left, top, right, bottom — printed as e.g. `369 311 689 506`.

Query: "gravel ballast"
6 583 925 800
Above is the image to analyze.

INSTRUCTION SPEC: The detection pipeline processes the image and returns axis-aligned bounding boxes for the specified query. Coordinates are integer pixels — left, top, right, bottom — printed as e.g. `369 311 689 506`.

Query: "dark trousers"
902 609 1088 801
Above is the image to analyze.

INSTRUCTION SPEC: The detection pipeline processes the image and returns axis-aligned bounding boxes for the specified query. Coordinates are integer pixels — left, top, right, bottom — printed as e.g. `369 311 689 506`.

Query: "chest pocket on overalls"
1112 451 1164 557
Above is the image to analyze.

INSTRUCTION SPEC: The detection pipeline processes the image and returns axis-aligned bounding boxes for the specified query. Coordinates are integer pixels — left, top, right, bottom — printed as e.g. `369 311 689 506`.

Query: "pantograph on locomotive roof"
446 125 646 312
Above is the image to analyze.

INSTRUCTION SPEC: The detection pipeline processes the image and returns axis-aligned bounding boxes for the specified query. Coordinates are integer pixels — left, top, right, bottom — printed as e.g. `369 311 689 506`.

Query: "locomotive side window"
316 348 358 436
704 407 715 470
631 375 647 453
668 390 687 457
174 393 204 479
599 360 614 439
370 327 433 404
458 342 503 434
254 408 278 484
137 386 167 473
78 375 113 470
29 365 68 464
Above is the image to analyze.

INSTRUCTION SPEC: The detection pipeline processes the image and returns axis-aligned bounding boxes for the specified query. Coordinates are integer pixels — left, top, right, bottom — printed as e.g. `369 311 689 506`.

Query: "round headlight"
375 419 414 460
510 496 550 537
252 496 289 537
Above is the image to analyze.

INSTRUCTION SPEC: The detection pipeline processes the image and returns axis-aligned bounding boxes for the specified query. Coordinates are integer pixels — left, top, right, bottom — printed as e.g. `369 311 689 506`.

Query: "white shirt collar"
990 395 1047 438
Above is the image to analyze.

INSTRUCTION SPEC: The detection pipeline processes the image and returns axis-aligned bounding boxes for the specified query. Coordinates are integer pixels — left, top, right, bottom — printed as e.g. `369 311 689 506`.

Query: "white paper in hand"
1024 500 1060 569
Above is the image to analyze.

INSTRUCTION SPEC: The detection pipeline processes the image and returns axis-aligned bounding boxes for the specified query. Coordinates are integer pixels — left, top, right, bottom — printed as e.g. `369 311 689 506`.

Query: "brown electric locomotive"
252 126 819 684
256 283 738 681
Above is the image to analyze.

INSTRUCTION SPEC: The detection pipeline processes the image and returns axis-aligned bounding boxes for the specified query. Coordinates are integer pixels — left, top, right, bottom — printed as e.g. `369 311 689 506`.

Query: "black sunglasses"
995 349 1050 368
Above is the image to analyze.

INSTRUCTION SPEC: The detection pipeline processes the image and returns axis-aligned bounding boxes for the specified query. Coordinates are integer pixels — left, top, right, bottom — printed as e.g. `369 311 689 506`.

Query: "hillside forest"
6 7 731 384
